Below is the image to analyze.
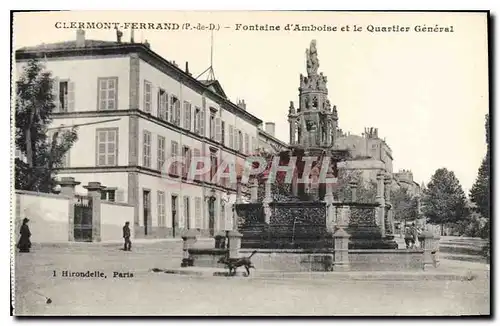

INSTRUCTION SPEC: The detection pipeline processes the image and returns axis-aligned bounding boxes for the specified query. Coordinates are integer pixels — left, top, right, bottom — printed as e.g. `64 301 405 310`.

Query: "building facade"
335 127 394 184
393 169 421 197
15 30 263 239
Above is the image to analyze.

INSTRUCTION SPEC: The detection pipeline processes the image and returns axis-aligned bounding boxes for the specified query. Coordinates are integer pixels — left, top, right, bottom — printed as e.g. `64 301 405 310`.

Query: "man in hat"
17 218 31 253
123 221 132 251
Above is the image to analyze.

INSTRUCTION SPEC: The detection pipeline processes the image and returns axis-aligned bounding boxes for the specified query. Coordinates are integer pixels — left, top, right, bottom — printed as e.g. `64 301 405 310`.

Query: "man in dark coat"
17 218 31 253
123 221 131 251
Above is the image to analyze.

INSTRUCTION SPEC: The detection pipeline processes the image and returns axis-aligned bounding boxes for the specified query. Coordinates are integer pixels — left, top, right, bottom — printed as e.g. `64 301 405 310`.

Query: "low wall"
189 248 228 268
100 201 135 241
15 190 71 243
186 247 427 272
240 249 333 272
349 250 424 271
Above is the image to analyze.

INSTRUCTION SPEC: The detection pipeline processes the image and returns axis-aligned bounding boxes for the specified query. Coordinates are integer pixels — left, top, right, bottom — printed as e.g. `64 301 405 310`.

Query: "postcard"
11 10 490 316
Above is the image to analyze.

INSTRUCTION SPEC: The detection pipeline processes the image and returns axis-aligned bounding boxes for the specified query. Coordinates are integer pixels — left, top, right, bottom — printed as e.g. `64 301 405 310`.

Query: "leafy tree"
391 186 419 223
469 157 490 220
421 168 469 234
334 170 377 203
469 114 490 220
15 58 77 192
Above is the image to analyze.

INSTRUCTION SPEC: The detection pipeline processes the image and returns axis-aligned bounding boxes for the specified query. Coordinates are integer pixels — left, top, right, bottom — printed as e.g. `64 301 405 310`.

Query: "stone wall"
349 250 424 271
100 201 135 241
15 190 72 243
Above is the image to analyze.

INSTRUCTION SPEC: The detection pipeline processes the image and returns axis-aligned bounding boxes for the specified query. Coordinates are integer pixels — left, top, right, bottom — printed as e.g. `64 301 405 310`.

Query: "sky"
12 11 489 192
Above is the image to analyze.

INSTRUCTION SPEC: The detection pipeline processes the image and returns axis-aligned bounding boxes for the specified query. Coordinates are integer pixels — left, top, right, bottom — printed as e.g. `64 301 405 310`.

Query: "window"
229 125 234 149
221 121 225 146
210 111 216 140
234 129 239 152
215 117 221 143
170 96 180 126
210 150 218 181
157 135 165 171
96 128 118 166
200 107 206 136
194 107 201 134
143 130 151 168
157 191 166 227
238 130 244 152
144 80 152 113
195 197 202 229
182 146 191 177
193 148 202 181
252 136 257 154
220 200 226 231
98 77 118 110
244 133 249 154
183 101 192 131
158 89 168 121
53 78 75 112
59 81 75 112
101 189 116 202
171 140 179 175
184 196 191 229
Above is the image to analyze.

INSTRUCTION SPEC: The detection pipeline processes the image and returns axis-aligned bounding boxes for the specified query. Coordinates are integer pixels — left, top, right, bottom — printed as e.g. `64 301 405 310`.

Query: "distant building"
393 169 421 197
335 127 393 184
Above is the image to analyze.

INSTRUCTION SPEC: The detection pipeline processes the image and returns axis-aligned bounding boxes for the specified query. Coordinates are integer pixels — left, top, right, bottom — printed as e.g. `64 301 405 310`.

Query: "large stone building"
15 30 268 239
393 169 421 197
335 127 393 183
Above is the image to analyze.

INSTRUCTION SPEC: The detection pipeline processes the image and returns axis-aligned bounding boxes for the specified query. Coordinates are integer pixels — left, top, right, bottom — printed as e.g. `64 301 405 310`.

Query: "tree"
421 168 469 234
470 114 490 220
333 170 377 203
391 186 419 223
15 58 77 192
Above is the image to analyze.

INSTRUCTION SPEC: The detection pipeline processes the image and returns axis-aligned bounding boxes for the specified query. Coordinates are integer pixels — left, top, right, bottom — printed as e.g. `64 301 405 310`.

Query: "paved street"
13 243 490 316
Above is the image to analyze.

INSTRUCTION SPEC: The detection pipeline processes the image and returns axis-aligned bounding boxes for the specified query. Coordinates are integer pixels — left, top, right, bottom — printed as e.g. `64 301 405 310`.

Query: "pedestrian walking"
409 223 418 249
404 226 414 249
123 221 132 251
17 218 31 253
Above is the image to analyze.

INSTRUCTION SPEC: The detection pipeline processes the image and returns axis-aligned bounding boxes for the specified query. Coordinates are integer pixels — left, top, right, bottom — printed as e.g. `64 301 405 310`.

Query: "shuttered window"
98 77 118 110
143 80 152 113
96 128 118 166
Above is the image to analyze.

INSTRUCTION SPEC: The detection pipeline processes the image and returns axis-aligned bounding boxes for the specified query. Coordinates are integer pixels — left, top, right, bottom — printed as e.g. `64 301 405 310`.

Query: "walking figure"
17 218 31 253
409 223 418 249
404 226 414 249
123 221 132 251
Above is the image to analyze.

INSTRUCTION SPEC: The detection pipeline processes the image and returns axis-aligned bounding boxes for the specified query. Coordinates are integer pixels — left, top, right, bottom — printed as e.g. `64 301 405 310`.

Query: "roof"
15 39 262 125
199 80 227 99
258 129 288 147
17 40 120 52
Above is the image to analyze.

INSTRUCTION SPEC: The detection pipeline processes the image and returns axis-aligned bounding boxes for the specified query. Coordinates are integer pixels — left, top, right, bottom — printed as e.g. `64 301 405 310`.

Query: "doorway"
143 190 151 236
184 196 191 230
208 199 215 236
171 195 178 238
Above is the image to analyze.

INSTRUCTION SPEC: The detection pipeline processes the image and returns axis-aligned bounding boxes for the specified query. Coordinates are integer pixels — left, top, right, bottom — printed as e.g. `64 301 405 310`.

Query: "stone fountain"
235 40 398 250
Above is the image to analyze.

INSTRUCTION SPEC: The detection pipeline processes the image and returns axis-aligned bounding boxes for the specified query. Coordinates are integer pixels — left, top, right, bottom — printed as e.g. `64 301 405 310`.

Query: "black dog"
218 250 258 276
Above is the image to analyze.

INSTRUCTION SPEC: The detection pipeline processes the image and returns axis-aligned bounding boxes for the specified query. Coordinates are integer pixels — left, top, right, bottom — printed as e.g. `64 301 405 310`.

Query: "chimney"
185 61 191 75
265 122 275 137
130 29 135 43
116 28 123 43
76 29 85 47
237 99 246 111
144 39 150 49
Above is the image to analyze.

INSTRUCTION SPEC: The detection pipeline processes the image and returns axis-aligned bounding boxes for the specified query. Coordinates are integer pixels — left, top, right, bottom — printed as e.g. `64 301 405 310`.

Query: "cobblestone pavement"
13 244 490 316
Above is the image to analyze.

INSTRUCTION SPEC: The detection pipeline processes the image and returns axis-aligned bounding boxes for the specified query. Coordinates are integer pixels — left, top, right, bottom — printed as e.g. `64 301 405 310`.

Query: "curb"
152 268 477 281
